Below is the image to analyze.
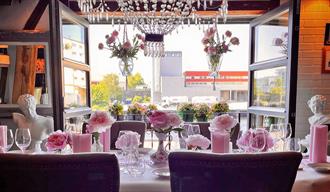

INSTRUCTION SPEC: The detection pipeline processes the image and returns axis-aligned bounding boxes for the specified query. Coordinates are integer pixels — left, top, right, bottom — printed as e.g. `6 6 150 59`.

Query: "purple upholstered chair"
192 122 240 149
0 153 119 192
111 121 146 149
169 151 302 192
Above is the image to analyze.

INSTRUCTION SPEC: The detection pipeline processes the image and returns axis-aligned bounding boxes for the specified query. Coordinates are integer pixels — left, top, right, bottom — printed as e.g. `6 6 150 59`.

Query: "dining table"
119 153 330 192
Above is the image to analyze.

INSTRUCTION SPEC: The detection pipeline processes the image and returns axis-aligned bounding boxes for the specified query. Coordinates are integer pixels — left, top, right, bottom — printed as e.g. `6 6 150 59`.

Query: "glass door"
248 1 298 132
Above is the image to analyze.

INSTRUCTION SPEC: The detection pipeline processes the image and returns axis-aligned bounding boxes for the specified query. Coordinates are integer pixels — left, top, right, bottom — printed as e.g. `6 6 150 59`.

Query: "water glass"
5 129 14 152
269 124 283 151
15 128 31 153
285 138 301 152
126 150 145 177
236 130 249 153
249 128 266 153
188 124 200 135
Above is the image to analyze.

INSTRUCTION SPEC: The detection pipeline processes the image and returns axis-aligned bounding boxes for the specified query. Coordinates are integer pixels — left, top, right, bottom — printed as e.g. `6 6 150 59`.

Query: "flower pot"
196 114 208 122
180 112 194 122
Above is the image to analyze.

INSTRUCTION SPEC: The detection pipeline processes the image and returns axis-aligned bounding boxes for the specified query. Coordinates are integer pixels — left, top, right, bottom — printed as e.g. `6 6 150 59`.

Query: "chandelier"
75 0 229 57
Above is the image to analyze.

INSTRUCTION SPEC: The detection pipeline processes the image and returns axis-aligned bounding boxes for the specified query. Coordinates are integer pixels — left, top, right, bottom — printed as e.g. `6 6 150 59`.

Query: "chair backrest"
0 153 120 192
169 151 302 192
111 121 146 149
192 122 240 149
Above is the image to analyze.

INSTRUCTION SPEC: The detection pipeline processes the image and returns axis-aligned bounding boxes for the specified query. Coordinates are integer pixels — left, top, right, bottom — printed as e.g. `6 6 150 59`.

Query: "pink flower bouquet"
115 131 141 150
236 129 274 152
209 114 238 133
46 130 69 152
87 111 115 133
186 134 211 150
148 111 181 133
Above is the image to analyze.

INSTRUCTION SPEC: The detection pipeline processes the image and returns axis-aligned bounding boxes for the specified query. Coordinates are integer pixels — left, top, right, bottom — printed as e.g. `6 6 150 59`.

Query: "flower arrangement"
236 129 274 152
147 104 158 111
87 111 116 133
148 111 182 133
98 30 145 60
127 103 147 115
194 103 211 122
186 134 211 150
202 27 240 74
45 130 69 152
109 102 124 116
209 114 238 133
273 32 288 55
177 103 195 122
211 102 229 115
115 131 141 150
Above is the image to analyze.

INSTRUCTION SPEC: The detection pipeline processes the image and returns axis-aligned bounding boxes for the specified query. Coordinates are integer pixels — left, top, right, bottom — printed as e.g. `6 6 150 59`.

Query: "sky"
88 24 251 84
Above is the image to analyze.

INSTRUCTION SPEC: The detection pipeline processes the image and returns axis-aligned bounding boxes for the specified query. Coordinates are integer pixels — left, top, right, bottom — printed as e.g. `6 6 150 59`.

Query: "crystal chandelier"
75 0 229 57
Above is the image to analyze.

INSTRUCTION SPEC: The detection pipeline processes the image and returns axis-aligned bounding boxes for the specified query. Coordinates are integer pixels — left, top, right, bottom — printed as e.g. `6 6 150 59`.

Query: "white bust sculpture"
308 95 330 126
12 94 53 152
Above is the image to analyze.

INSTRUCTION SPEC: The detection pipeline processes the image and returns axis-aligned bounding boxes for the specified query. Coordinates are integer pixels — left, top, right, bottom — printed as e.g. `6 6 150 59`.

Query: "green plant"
211 102 229 113
127 103 147 115
177 103 195 113
109 102 124 116
147 104 158 111
194 104 211 121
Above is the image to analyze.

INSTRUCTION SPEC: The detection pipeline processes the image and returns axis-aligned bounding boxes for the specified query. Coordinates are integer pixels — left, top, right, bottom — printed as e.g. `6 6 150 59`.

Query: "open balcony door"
247 1 300 135
49 0 91 130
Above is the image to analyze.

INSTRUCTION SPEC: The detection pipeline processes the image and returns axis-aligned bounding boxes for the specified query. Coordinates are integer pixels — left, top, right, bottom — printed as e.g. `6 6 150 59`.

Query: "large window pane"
64 67 87 108
254 11 289 62
253 66 286 108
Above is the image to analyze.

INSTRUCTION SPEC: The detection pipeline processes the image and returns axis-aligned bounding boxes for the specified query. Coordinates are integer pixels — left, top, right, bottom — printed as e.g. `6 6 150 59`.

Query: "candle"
311 125 328 163
72 133 92 153
211 131 230 153
100 128 111 152
309 125 315 162
0 125 7 153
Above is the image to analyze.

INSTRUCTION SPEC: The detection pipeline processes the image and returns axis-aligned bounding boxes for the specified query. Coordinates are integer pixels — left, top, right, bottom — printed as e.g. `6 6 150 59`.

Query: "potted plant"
109 102 124 121
194 104 211 122
127 103 147 121
177 103 195 122
211 102 229 117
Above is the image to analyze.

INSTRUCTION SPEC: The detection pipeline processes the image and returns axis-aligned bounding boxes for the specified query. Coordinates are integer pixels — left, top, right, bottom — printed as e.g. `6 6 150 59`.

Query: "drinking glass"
248 128 266 153
236 130 249 153
181 124 190 139
126 153 145 177
15 128 31 153
188 124 200 135
285 138 301 152
5 129 14 152
281 123 293 151
269 124 283 151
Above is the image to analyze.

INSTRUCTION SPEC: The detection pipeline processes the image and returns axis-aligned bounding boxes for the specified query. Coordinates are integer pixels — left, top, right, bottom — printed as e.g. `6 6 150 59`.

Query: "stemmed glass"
248 128 266 153
0 129 14 153
15 128 31 153
281 123 292 151
269 124 283 151
285 138 301 152
187 124 201 135
236 130 249 153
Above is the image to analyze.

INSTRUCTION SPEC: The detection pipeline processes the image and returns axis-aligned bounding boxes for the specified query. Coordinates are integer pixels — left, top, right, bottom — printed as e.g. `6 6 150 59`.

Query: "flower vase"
209 128 230 153
208 54 223 77
178 131 186 149
150 132 169 164
119 57 134 76
92 133 103 152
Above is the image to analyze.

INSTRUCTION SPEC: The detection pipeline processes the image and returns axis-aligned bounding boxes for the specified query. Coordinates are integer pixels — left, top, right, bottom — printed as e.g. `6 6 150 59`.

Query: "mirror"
0 42 51 106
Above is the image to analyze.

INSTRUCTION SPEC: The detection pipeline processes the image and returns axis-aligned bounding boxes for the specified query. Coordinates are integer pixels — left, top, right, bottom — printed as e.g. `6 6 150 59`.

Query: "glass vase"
119 57 134 76
150 132 169 164
92 132 103 152
208 54 223 77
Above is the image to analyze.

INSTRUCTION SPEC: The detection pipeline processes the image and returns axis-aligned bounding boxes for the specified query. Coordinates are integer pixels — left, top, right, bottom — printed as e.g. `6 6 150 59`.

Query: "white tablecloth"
120 158 330 192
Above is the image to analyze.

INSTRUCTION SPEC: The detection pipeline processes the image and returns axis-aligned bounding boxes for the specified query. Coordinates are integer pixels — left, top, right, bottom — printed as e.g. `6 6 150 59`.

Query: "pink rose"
115 131 140 150
98 43 104 50
273 38 284 46
112 30 119 37
205 27 216 38
225 30 232 37
237 129 274 152
140 44 145 50
137 34 144 41
46 130 68 151
107 36 116 45
207 46 217 55
230 37 240 45
204 46 209 53
122 41 132 49
210 114 238 132
167 113 181 127
88 111 115 133
186 134 210 150
148 111 170 129
201 37 209 45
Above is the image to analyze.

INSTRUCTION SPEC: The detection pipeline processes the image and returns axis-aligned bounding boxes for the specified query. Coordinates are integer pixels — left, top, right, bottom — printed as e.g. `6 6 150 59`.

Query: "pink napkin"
0 125 7 153
310 125 328 163
72 133 92 153
100 128 111 152
211 131 230 153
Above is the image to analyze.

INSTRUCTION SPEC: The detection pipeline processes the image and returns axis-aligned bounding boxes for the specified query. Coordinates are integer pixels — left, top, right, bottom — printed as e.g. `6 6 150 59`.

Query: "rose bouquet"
209 114 238 133
186 134 211 150
148 111 182 133
45 130 69 152
236 128 274 152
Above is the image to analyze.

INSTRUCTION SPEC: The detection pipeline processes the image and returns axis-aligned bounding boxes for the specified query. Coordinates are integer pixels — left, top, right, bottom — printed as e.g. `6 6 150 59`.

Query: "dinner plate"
152 168 170 178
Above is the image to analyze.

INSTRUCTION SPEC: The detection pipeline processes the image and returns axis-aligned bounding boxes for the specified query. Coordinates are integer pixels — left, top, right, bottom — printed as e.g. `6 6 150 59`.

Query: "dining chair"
111 121 146 149
191 122 240 149
0 153 120 192
169 151 302 192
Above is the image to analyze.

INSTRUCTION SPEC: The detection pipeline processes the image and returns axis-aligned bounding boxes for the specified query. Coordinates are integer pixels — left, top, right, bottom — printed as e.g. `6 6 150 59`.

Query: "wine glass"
188 124 200 135
249 128 266 153
5 129 14 152
281 123 293 151
236 130 249 153
285 138 301 152
15 128 31 153
269 124 283 151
